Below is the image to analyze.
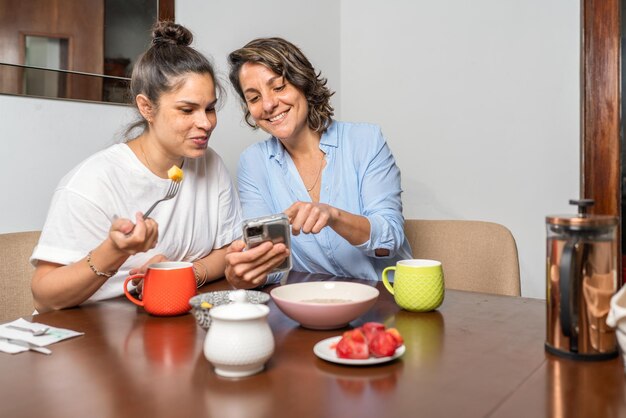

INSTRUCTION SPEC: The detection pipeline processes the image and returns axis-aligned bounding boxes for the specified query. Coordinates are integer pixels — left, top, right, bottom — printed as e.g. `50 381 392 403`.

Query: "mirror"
0 0 174 104
23 36 68 97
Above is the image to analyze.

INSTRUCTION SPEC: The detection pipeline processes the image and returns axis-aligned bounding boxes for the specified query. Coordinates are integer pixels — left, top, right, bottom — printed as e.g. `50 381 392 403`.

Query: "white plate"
313 336 405 366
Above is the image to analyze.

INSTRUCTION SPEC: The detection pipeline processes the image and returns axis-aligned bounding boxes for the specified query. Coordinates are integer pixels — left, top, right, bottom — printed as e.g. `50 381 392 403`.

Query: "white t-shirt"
31 143 242 303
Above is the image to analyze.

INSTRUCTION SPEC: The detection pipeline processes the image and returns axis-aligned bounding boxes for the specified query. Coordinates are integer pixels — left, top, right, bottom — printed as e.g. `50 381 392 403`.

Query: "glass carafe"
545 199 618 360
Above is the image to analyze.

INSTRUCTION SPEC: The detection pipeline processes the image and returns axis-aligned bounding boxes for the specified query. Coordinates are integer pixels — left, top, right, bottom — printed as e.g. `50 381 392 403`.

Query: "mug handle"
381 266 396 295
124 274 145 307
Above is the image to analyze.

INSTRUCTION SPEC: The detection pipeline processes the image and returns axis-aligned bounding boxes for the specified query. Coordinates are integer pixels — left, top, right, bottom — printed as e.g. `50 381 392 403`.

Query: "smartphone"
242 213 292 274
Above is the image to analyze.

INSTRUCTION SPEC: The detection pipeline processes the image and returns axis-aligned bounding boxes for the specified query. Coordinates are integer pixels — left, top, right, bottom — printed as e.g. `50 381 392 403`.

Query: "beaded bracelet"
193 261 208 289
86 250 117 278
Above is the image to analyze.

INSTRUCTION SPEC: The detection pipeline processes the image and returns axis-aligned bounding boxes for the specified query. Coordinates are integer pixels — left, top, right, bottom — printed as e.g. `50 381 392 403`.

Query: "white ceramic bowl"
270 281 379 330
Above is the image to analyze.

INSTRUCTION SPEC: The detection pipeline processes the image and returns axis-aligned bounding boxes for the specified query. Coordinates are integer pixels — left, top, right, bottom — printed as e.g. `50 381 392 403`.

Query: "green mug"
382 259 445 312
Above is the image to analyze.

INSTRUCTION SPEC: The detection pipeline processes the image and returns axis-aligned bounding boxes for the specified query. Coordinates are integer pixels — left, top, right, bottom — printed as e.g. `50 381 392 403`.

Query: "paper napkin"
0 317 84 354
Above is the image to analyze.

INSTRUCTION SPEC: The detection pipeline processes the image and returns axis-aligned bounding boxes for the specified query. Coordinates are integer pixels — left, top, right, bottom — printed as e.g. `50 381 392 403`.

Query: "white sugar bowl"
203 289 274 377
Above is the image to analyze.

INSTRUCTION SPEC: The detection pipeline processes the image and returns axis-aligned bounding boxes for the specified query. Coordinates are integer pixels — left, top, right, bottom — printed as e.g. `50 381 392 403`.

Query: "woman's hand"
224 240 289 289
32 215 160 312
128 254 168 297
109 212 159 255
284 201 337 236
284 201 372 246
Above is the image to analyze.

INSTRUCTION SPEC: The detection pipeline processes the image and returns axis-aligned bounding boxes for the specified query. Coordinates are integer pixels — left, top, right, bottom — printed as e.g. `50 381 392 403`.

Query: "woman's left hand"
224 240 289 289
284 201 337 236
129 254 168 297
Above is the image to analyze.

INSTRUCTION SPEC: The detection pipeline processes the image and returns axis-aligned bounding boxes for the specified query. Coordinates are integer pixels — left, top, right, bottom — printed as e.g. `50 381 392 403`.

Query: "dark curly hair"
125 21 223 138
228 37 334 133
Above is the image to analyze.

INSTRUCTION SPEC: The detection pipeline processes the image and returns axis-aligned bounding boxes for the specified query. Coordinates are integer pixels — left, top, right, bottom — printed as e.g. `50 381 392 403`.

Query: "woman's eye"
206 107 216 113
246 96 260 104
274 84 286 92
181 108 193 114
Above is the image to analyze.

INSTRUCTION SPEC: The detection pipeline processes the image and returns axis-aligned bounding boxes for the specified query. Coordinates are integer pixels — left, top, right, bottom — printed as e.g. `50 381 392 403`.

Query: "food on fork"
334 322 403 359
167 165 184 182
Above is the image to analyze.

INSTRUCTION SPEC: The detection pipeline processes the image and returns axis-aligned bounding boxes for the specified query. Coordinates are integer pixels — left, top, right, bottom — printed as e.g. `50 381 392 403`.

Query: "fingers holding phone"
225 214 293 289
225 240 289 288
242 214 292 273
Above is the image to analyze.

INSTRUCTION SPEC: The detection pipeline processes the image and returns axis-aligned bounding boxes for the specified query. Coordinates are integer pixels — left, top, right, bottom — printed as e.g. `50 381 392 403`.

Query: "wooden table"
1 272 625 418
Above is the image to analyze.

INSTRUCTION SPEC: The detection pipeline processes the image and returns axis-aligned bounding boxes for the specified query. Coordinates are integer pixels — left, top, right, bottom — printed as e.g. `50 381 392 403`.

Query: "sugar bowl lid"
209 289 269 321
546 199 617 227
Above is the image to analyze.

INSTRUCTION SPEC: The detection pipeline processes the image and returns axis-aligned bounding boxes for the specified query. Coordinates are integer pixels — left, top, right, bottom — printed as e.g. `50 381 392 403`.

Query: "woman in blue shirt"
224 37 412 289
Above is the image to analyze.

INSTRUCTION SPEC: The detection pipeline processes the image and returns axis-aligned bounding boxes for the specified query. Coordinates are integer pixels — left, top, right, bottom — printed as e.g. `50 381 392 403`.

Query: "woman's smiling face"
238 62 309 143
150 72 218 160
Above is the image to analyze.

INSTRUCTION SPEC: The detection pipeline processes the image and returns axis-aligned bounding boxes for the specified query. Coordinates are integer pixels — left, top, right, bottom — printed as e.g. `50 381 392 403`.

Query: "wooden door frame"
581 0 620 217
581 0 621 281
159 0 175 21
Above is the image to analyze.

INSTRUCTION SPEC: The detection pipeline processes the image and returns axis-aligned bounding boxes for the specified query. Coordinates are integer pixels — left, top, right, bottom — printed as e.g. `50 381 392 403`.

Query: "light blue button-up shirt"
237 121 412 282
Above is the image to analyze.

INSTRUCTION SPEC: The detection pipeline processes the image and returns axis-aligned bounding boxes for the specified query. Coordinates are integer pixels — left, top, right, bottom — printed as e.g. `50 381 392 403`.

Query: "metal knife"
0 337 52 355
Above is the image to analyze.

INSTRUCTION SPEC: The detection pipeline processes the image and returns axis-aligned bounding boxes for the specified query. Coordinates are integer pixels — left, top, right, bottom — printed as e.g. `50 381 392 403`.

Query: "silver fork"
125 180 181 235
142 180 182 219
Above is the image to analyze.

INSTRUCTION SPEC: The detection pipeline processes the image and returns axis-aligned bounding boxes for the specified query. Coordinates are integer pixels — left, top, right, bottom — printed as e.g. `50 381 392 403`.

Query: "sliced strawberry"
368 331 398 357
336 329 370 359
335 325 404 359
361 322 386 342
386 328 404 347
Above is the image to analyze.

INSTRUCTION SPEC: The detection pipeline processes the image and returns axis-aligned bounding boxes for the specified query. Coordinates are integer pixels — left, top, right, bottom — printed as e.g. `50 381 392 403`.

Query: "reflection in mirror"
24 36 68 97
105 0 157 75
0 0 171 104
25 36 68 70
0 63 130 104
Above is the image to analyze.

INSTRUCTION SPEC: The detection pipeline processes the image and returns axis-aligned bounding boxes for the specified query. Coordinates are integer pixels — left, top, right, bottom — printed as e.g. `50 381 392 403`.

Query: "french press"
545 199 619 360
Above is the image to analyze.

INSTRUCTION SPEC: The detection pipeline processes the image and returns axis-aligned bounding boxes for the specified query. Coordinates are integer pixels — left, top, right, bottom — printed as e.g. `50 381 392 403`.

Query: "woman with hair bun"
31 21 241 311
224 37 411 289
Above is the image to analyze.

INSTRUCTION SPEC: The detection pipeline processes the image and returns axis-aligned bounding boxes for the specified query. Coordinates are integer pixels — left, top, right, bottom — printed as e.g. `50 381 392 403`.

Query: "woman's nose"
262 93 278 112
196 113 212 130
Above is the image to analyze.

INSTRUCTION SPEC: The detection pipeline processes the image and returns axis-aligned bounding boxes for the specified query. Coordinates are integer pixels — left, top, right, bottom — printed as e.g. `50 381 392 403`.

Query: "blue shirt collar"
267 120 338 165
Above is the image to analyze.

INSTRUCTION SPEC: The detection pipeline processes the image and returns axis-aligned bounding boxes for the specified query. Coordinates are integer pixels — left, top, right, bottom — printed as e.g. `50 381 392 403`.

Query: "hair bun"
152 21 193 47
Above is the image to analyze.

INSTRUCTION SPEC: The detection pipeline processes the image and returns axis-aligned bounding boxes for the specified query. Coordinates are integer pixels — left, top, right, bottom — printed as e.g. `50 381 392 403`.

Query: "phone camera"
246 225 263 238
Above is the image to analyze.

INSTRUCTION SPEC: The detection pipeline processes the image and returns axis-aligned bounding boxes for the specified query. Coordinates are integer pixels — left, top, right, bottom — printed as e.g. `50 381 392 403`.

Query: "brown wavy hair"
228 37 334 133
125 21 224 139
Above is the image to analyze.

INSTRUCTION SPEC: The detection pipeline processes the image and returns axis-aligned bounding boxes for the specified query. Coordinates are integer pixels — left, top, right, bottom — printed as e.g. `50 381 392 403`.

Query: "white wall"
0 0 579 299
0 96 134 232
339 0 580 298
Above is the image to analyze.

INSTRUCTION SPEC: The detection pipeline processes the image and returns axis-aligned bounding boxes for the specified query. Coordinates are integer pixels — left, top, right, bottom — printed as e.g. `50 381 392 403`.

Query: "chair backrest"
0 231 40 321
403 220 521 296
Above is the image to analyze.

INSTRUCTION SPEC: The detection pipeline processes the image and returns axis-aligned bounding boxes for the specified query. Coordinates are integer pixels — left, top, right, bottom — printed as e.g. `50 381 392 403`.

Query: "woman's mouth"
268 111 287 123
191 136 209 147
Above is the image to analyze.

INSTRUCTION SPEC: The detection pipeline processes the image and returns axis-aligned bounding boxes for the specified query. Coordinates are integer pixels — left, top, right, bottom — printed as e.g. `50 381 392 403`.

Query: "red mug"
124 261 197 316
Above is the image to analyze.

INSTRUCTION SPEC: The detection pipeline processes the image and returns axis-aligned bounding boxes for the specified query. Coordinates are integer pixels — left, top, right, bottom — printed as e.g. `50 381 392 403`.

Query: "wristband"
86 250 117 278
194 261 208 288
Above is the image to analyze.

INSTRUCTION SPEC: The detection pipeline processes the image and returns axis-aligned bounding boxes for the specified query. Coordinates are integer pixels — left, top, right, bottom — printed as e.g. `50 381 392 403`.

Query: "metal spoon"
7 324 50 336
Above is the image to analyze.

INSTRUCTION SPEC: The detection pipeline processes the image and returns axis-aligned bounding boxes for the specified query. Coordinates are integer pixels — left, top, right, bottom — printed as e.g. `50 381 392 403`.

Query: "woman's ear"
136 94 154 123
